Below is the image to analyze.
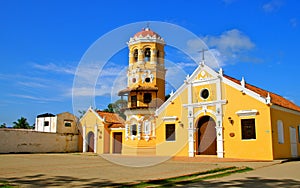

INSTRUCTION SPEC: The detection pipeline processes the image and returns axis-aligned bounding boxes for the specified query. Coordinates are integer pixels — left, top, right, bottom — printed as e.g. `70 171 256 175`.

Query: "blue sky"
1 0 300 126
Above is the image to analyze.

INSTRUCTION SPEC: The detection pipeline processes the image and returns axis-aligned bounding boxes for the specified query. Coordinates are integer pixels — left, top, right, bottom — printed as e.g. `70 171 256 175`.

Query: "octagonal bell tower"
118 27 166 142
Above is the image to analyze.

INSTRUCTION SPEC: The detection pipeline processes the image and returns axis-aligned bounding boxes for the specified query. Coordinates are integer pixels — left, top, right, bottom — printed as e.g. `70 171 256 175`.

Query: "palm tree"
13 117 31 129
0 123 6 128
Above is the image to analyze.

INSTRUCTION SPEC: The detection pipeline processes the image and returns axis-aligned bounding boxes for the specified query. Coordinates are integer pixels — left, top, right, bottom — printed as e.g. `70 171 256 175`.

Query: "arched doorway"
87 131 94 152
196 116 217 155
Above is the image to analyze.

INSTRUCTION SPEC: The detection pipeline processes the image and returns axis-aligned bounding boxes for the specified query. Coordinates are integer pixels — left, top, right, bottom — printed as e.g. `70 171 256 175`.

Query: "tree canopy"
13 117 32 129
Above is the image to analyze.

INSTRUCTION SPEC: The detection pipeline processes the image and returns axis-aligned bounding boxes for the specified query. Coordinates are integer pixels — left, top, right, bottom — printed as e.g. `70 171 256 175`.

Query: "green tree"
103 99 127 119
12 117 31 129
0 123 6 128
78 110 86 119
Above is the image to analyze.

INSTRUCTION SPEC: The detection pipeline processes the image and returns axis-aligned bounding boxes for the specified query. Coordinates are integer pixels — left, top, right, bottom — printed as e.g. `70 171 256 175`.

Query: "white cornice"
236 109 258 117
183 100 227 108
162 116 178 122
271 105 300 116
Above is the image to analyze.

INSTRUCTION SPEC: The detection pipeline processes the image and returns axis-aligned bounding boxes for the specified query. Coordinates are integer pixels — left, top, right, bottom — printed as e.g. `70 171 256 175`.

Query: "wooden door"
87 131 94 152
290 127 298 157
196 116 217 155
113 132 122 154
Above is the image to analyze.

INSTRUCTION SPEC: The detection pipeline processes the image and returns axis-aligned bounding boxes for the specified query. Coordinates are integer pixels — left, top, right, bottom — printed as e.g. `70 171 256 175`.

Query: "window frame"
165 124 176 141
143 93 152 104
44 121 49 127
64 120 72 127
131 124 137 136
144 48 151 62
131 95 137 108
241 118 256 140
277 120 284 144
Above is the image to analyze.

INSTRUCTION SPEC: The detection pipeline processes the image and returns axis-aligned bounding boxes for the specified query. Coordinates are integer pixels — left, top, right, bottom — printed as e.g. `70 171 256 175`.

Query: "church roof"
118 86 159 95
128 27 165 45
37 113 55 118
133 27 161 38
224 75 300 112
96 111 125 128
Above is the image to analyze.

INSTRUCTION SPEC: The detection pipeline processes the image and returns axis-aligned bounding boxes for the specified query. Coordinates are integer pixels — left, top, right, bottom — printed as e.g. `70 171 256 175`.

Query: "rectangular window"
143 93 152 104
44 121 49 126
166 124 175 141
64 120 72 127
131 124 137 136
277 120 284 144
241 119 256 140
131 95 137 108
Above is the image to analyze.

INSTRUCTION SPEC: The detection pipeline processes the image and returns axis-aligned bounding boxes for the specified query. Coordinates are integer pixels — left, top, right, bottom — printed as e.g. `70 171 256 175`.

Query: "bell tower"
118 27 166 141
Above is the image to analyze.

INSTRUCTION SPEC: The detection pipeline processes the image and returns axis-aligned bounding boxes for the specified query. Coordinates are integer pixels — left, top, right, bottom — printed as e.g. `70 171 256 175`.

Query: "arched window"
133 49 138 62
277 120 284 144
144 48 151 62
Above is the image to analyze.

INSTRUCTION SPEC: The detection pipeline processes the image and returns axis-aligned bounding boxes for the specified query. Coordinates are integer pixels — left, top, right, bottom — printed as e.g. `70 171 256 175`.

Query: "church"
80 27 300 160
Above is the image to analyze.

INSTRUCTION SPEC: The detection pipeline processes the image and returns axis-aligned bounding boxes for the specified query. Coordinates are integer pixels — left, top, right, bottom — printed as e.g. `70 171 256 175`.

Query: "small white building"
35 113 57 133
35 112 78 134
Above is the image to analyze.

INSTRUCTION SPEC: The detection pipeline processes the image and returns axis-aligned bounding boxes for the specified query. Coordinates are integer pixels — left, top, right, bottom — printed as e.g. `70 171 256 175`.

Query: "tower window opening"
145 77 151 83
131 124 137 136
144 48 151 62
144 93 152 104
133 49 138 62
131 95 137 108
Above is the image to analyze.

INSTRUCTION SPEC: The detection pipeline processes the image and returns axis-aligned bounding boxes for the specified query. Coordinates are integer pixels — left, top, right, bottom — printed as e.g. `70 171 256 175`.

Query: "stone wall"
0 129 79 153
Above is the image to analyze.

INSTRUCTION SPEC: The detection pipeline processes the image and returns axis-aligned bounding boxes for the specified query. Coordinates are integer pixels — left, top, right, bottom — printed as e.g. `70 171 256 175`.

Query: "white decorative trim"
223 77 267 104
236 109 258 117
271 105 300 116
192 77 219 86
162 116 178 122
110 128 125 131
80 106 105 123
183 100 227 108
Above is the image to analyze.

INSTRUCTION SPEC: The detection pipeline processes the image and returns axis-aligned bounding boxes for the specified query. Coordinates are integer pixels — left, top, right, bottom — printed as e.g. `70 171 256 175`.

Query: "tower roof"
128 27 165 45
133 27 161 38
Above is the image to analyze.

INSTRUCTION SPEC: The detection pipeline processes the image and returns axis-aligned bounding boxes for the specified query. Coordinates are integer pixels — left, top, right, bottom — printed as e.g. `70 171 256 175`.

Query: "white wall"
35 116 57 133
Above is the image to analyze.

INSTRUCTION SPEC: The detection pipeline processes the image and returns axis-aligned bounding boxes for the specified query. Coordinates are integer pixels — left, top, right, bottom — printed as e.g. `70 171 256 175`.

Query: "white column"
83 125 87 153
125 124 129 140
137 122 141 140
94 124 98 153
216 78 224 158
187 82 195 157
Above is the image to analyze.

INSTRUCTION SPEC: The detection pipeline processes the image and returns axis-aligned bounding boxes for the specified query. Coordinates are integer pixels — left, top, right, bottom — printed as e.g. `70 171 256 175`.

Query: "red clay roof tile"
224 75 300 112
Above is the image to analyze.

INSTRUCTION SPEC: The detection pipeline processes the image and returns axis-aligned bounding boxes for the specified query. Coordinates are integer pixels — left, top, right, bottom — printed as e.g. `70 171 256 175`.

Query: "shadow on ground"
0 174 126 187
188 177 300 188
1 175 300 187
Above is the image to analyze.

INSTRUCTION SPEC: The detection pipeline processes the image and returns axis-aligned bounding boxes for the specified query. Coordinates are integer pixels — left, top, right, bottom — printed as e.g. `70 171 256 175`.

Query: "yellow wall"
79 109 104 154
222 83 274 160
270 107 300 159
156 87 189 156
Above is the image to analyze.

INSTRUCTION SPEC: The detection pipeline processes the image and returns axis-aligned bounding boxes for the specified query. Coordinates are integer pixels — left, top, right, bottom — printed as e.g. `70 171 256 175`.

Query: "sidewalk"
0 153 282 187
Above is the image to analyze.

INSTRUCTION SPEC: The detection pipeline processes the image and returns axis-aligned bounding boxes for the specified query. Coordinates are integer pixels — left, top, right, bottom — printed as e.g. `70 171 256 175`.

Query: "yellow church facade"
81 27 300 160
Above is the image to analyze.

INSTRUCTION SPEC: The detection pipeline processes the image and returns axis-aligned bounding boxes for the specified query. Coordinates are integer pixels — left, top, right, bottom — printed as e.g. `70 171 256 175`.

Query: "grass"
123 166 253 187
0 182 17 188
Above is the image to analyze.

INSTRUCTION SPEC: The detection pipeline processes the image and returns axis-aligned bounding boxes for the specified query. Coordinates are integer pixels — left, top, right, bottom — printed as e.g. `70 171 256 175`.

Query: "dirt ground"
0 153 291 187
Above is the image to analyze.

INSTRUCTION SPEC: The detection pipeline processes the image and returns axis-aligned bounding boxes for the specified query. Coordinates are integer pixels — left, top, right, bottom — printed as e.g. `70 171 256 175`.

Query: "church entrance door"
196 116 217 155
87 131 94 152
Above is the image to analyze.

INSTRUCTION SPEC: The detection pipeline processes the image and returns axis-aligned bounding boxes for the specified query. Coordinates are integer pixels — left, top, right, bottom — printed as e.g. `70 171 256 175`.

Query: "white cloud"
11 94 61 103
201 29 256 65
263 0 284 13
203 29 254 52
33 63 75 75
290 18 298 28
